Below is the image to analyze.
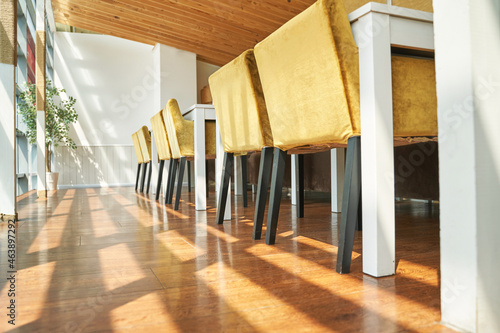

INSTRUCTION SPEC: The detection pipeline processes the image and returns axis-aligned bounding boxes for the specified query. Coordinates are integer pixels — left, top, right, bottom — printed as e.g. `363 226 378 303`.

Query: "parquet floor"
0 187 455 332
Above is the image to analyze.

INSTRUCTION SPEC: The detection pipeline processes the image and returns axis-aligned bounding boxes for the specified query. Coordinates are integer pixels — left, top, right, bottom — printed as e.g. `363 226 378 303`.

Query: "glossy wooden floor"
0 187 456 332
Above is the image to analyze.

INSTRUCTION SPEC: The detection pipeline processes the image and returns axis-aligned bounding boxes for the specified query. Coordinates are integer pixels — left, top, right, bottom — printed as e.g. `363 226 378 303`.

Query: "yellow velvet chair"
253 0 437 273
136 126 153 193
150 111 179 202
162 99 217 211
131 132 145 191
209 49 274 230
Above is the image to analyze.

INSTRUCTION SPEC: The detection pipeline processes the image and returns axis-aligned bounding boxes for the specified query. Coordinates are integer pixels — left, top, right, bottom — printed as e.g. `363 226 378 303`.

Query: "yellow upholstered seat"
132 132 145 191
390 0 433 12
209 49 275 227
162 99 217 160
150 111 175 201
392 56 437 137
253 0 437 273
342 0 433 14
132 132 144 165
137 126 152 163
150 112 172 161
133 127 153 193
209 49 273 154
254 0 437 152
254 0 360 152
161 99 217 210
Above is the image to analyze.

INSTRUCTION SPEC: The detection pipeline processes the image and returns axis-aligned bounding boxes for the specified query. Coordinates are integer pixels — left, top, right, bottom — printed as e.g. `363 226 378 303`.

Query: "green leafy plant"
18 80 78 172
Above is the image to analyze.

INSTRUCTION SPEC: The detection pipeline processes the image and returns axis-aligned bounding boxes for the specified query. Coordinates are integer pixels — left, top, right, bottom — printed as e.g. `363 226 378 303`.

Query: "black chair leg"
336 136 361 274
155 160 165 201
241 155 248 208
167 159 178 204
135 163 142 191
216 152 234 224
253 147 273 240
187 160 192 192
165 160 174 204
174 157 186 210
265 148 287 245
140 162 148 193
146 160 152 194
295 154 305 218
356 188 362 231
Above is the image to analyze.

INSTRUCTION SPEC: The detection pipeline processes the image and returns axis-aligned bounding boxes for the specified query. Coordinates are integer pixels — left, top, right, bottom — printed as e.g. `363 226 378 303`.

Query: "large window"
16 0 55 195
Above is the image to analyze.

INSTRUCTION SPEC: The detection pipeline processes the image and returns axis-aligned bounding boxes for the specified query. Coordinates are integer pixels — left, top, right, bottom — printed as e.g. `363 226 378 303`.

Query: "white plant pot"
46 172 59 191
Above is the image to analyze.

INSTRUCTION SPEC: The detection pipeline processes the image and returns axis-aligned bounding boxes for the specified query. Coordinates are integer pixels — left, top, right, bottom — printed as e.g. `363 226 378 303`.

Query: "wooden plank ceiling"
51 0 317 66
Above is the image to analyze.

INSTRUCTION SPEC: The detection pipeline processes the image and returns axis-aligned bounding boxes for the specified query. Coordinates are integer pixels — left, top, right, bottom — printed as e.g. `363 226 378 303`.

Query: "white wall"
435 0 500 331
55 32 155 146
196 60 220 103
151 43 197 193
153 43 197 112
54 34 197 188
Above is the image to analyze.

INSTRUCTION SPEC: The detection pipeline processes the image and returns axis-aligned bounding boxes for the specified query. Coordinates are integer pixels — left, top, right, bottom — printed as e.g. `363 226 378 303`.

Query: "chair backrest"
150 111 172 161
391 55 437 137
131 132 144 164
137 126 152 163
254 0 437 151
343 0 383 14
342 1 433 16
209 49 273 154
162 99 195 159
390 0 433 12
254 0 360 151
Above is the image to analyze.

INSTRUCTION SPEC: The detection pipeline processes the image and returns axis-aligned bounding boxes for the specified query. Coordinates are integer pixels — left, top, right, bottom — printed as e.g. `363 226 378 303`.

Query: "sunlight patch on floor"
197 262 335 332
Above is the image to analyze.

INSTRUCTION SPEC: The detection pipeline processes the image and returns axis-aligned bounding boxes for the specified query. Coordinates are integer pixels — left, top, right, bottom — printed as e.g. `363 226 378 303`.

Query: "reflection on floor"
0 187 456 332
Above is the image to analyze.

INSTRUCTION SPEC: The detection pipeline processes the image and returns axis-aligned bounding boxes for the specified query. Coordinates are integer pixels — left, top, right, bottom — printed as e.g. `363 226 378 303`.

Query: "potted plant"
18 80 78 190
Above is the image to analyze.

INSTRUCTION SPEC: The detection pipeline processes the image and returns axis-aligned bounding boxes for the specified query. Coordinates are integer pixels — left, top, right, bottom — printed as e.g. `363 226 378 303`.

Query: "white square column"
0 64 17 218
0 0 17 218
435 0 500 331
36 111 46 194
153 43 196 197
36 0 46 197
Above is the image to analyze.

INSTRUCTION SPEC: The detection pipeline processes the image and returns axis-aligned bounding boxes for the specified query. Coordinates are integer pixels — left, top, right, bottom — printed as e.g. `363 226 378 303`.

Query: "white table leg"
194 108 206 210
151 130 159 195
291 154 297 205
234 156 243 195
354 12 396 277
331 148 345 213
216 122 231 220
